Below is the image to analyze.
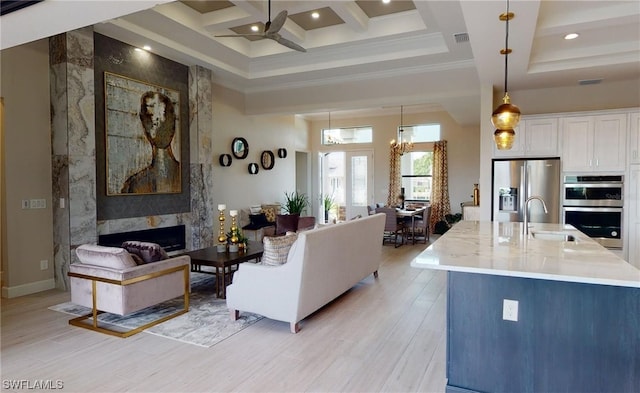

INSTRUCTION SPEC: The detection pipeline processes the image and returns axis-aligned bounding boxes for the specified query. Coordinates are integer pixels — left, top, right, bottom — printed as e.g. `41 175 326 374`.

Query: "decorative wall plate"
232 137 249 159
248 163 259 175
277 148 287 158
261 150 275 170
219 153 232 167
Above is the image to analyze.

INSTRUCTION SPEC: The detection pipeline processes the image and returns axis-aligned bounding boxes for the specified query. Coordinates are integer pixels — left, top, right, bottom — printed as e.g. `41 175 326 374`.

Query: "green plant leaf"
284 191 310 215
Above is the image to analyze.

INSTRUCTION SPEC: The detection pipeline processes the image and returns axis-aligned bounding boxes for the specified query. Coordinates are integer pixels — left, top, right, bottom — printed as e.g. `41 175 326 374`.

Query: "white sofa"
226 213 385 333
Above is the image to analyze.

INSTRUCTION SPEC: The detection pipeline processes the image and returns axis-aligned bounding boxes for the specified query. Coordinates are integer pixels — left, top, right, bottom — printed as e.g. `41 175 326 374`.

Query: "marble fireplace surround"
50 27 215 290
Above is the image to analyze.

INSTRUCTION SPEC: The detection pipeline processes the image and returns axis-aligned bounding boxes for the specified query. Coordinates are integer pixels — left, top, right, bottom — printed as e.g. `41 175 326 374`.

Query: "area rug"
48 272 263 348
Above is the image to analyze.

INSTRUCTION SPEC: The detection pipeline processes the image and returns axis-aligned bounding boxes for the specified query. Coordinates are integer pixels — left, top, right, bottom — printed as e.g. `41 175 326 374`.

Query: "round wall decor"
232 137 249 159
248 162 259 175
277 148 287 158
219 153 232 167
261 150 275 170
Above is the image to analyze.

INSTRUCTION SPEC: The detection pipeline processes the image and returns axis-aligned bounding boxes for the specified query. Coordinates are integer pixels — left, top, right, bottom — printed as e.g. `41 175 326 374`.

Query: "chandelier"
390 105 413 155
491 0 521 150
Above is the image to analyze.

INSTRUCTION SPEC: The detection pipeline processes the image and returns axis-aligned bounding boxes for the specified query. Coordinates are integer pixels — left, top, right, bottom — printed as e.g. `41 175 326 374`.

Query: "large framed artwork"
105 72 181 195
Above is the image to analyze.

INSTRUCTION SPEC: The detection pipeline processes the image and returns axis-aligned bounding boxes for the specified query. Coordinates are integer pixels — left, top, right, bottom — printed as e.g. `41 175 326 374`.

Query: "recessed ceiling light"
251 25 259 32
143 45 151 51
382 0 391 4
311 11 319 19
564 33 579 40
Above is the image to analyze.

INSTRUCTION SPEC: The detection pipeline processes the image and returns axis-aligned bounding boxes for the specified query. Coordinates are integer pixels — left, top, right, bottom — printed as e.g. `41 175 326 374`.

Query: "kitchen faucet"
523 196 548 235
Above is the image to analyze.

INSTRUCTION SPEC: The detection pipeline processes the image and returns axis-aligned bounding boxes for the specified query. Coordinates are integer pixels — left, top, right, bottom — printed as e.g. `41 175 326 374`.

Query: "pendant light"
390 105 413 155
491 0 521 150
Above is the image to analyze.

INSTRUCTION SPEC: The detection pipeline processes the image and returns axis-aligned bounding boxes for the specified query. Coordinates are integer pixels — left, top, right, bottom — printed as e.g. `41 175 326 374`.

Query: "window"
401 151 433 201
397 124 440 143
399 123 440 201
322 126 373 145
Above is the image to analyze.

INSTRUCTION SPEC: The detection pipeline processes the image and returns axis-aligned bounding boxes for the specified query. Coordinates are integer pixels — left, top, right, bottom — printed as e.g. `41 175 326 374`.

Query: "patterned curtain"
430 140 451 231
387 144 401 207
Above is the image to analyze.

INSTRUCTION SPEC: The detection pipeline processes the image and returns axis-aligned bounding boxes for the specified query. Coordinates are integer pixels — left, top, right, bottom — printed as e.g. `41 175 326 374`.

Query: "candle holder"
229 210 239 244
217 205 227 244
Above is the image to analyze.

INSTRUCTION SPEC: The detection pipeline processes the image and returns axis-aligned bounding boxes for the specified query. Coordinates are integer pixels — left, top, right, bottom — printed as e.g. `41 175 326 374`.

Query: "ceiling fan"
215 0 307 53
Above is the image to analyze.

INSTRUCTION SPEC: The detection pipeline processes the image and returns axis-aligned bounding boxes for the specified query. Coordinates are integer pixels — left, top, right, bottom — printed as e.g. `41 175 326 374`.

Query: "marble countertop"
412 221 640 288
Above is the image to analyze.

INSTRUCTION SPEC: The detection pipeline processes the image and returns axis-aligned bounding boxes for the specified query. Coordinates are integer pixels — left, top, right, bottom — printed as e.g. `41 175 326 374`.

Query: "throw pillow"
262 207 277 223
121 241 169 263
262 233 298 266
75 244 138 269
129 253 145 265
275 214 299 236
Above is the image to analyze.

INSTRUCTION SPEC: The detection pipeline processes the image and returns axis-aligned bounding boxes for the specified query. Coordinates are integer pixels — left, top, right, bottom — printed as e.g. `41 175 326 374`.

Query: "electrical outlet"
40 260 48 270
503 299 519 322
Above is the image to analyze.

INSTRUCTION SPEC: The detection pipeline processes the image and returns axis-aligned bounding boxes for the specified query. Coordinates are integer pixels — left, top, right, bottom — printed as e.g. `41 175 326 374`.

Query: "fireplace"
98 225 186 252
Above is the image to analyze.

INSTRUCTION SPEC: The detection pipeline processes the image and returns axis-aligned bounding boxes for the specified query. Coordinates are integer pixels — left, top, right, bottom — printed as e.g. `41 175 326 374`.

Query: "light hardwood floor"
1 240 447 393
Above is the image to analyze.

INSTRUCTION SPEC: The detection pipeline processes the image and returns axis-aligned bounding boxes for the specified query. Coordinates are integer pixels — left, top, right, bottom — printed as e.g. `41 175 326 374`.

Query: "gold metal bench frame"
67 264 190 338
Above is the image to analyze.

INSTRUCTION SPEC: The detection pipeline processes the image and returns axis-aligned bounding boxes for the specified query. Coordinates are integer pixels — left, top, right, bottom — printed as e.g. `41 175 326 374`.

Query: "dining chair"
410 205 432 244
375 207 405 247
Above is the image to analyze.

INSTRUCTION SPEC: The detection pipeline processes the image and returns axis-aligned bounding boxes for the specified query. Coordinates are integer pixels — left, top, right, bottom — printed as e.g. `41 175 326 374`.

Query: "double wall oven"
562 175 623 249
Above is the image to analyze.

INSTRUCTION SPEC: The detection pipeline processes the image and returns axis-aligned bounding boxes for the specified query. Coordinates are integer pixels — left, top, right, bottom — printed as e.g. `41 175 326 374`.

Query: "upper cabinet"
629 112 640 165
561 113 627 172
493 117 559 158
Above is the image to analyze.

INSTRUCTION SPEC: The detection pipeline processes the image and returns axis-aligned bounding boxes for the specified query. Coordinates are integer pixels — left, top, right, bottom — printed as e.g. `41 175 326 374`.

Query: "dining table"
395 206 427 245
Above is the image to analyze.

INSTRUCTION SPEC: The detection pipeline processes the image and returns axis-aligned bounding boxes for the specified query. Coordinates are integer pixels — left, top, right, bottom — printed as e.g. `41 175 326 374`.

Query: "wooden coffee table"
183 240 264 299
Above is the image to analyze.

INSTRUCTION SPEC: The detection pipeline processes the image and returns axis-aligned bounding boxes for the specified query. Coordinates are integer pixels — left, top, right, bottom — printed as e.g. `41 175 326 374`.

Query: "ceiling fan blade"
272 36 307 52
267 10 288 34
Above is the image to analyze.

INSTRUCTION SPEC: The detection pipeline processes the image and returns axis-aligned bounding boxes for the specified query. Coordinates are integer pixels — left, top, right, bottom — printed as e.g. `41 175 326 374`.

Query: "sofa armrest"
226 260 301 317
69 255 190 283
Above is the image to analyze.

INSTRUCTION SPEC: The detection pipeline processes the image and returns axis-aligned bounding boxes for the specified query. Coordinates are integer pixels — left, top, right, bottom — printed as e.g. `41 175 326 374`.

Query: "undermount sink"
530 231 576 242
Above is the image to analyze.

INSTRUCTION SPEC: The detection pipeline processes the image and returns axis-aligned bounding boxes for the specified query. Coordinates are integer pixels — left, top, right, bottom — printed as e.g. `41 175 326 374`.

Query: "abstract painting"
105 72 181 195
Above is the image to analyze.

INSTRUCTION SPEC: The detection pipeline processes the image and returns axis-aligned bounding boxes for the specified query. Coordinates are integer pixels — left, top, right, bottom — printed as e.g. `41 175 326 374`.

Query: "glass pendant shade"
494 128 515 150
491 93 521 130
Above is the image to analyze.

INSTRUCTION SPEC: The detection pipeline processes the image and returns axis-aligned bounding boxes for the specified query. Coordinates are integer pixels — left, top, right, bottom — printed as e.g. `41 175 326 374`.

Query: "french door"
320 150 373 222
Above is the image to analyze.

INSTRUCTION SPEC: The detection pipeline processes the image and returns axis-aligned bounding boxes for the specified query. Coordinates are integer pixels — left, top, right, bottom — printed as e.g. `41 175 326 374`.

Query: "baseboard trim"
446 385 481 393
2 278 55 298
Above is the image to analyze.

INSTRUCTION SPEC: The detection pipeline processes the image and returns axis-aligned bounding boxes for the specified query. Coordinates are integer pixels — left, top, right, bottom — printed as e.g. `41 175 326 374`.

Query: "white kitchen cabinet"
629 112 640 165
627 165 640 269
561 114 627 172
493 117 559 158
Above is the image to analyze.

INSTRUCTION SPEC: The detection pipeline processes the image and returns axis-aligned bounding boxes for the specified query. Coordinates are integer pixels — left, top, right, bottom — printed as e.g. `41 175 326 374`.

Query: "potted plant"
320 193 335 223
226 227 248 252
283 191 309 215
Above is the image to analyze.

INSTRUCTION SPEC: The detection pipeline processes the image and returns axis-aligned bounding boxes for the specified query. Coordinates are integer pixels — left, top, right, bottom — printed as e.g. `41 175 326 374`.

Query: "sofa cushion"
76 244 138 269
242 213 272 230
121 241 169 263
262 233 298 266
276 214 299 236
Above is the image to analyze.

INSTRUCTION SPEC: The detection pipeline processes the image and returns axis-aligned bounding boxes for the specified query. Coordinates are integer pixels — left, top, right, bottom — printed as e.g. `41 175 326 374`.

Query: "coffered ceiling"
2 1 639 126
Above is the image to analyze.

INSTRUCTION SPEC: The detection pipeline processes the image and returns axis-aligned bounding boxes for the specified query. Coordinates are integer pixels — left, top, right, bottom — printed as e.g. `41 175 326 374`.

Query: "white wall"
211 84 310 214
309 110 481 215
0 39 55 296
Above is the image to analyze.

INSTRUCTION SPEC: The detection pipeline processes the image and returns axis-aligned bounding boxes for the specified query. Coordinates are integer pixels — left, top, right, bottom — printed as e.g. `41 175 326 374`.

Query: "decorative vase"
229 243 239 252
216 244 227 253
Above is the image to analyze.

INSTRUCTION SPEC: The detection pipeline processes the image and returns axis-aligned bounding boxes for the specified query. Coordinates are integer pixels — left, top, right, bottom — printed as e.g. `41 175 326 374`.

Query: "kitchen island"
412 221 639 393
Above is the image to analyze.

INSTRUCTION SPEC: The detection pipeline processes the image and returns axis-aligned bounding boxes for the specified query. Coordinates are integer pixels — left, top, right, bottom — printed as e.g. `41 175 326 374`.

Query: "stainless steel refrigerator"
492 158 561 223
